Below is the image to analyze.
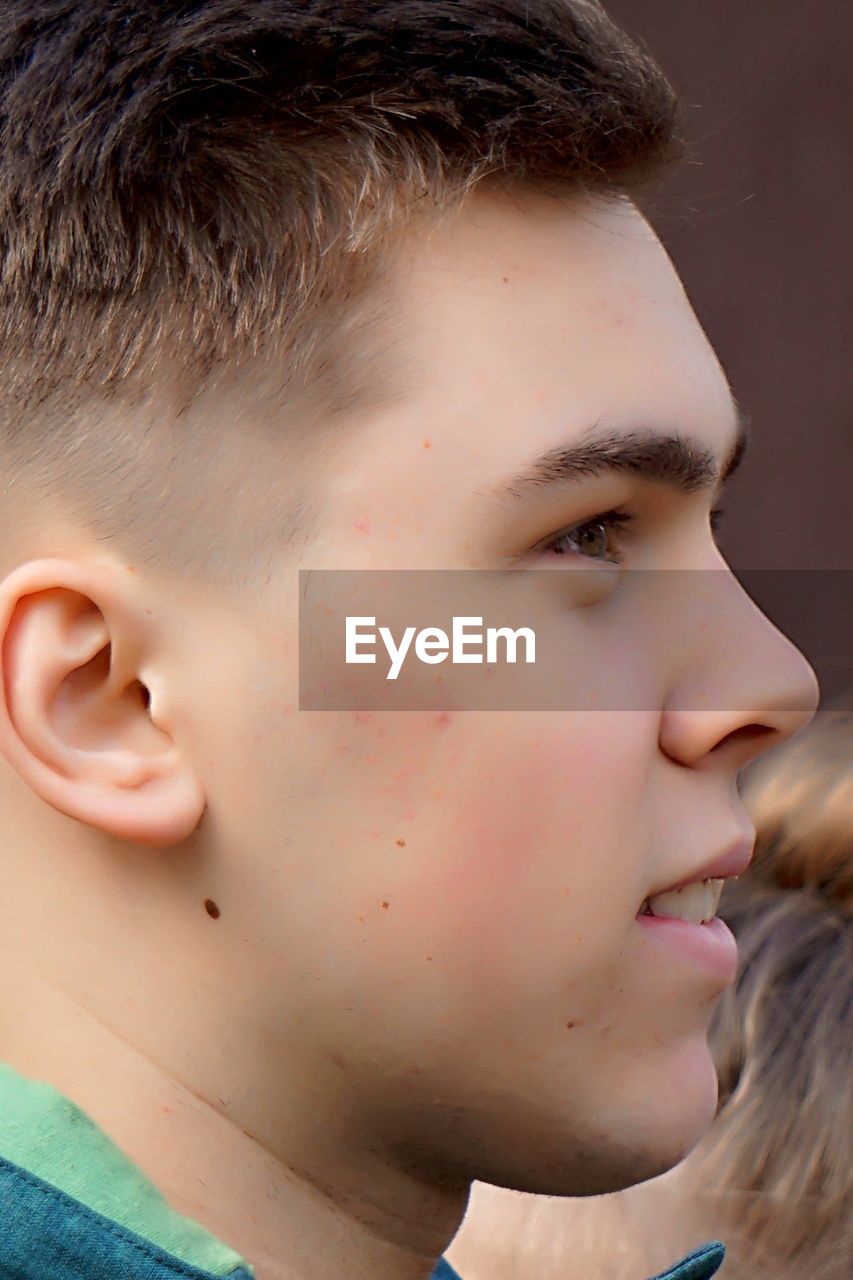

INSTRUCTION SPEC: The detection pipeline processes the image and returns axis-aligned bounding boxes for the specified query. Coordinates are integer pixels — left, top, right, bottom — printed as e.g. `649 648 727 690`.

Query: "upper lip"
645 835 756 901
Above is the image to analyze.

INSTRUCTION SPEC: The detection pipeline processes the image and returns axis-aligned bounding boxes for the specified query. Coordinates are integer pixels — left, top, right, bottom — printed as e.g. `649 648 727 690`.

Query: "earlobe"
0 558 206 848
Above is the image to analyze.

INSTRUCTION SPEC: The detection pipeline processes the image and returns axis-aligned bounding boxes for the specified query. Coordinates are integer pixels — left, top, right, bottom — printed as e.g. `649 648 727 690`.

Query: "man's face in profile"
165 190 817 1202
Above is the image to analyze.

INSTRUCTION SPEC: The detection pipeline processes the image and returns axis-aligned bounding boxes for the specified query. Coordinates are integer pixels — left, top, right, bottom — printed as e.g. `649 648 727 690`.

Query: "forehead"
379 190 735 471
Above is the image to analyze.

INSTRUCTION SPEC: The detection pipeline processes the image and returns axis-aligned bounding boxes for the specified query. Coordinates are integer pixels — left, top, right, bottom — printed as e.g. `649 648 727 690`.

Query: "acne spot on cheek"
353 711 373 724
434 711 452 727
353 518 371 534
204 898 221 919
565 1019 583 1030
502 276 510 283
422 439 432 449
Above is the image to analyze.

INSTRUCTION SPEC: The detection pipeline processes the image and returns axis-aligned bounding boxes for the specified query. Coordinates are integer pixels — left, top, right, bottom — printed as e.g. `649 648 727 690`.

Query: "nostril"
715 724 773 754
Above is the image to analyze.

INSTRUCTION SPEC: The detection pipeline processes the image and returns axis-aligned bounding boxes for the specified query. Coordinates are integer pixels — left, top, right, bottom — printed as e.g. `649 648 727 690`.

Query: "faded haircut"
0 1 680 590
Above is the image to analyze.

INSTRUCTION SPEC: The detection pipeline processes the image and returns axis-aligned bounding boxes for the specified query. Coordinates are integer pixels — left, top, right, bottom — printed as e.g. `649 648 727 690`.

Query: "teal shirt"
0 1062 724 1280
434 1245 727 1280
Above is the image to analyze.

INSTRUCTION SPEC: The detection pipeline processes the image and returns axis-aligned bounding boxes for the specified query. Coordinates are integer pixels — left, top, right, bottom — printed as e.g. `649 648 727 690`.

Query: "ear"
0 557 206 848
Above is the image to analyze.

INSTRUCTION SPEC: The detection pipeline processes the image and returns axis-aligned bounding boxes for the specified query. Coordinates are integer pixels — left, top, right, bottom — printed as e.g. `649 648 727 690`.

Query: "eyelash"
541 505 726 564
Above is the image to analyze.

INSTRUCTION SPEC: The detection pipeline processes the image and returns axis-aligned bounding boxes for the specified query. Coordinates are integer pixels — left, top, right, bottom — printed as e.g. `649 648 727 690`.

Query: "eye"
541 509 635 564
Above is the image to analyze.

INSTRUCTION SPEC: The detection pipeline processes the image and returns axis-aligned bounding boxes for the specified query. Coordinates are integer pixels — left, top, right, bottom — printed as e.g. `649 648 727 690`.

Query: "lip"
646 835 755 900
635 914 739 985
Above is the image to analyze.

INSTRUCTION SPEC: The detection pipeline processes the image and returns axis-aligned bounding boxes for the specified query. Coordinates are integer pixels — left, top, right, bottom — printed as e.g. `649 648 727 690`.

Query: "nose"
658 567 820 771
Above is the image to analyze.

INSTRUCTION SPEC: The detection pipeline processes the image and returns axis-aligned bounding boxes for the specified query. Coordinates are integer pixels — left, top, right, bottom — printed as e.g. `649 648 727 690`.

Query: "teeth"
645 878 724 924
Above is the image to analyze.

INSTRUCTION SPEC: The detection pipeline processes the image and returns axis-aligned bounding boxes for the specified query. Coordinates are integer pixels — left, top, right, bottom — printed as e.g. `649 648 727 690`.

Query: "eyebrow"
498 405 750 500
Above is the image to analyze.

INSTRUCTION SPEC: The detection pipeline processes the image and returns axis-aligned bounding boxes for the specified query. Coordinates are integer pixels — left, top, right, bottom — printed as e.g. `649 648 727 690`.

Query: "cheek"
437 747 565 916
239 705 654 980
417 716 654 961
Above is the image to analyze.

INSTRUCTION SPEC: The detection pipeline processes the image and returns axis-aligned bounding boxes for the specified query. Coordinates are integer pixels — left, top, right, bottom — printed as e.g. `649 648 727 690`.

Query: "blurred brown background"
607 0 852 703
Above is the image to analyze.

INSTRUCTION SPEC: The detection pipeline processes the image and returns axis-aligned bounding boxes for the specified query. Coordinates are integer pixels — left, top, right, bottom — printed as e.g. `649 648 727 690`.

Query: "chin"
447 1046 719 1201
387 1034 721 1201
548 1033 722 1197
562 1103 717 1198
613 1039 720 1189
594 1136 700 1196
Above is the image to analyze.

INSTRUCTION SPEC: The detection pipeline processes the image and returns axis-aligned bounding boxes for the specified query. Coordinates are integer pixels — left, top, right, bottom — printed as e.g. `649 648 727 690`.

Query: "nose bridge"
659 565 819 763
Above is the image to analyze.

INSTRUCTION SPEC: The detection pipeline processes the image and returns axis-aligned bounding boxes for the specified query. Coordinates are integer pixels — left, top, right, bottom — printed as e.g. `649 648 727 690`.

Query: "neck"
0 855 466 1280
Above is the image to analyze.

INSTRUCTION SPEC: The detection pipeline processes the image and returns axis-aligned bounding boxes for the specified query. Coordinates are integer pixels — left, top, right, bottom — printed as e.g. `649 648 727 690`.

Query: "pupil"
580 521 607 557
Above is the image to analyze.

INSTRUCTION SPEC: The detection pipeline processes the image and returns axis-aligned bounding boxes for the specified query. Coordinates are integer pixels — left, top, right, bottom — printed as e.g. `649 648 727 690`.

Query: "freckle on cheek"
204 898 221 919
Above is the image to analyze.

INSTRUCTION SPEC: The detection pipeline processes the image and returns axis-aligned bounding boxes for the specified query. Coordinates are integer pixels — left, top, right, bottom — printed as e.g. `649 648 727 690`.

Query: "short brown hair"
0 1 679 589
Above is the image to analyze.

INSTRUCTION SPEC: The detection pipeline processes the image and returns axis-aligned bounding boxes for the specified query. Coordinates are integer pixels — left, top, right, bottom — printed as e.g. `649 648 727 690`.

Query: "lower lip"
635 913 738 985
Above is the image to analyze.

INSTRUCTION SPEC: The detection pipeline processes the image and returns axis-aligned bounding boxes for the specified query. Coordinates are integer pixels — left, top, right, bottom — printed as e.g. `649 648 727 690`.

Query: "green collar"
0 1061 255 1277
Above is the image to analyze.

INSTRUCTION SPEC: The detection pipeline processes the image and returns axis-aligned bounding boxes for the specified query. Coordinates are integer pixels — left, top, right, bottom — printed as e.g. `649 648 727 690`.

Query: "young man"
0 3 818 1279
